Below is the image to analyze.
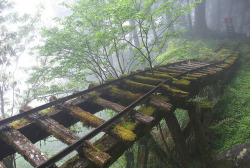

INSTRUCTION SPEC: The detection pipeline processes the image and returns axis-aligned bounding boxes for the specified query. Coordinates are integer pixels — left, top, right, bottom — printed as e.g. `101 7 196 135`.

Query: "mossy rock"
216 142 250 168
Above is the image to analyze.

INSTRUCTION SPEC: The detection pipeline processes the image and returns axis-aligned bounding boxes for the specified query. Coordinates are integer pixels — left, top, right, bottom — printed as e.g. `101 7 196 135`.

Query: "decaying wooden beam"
20 106 80 145
0 125 48 167
164 112 192 165
90 97 154 124
69 106 136 142
82 141 111 167
0 162 6 168
187 103 214 168
148 97 192 164
136 138 149 168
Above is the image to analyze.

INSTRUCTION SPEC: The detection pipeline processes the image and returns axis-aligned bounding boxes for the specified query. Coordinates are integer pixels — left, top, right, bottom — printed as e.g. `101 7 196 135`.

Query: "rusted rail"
0 45 240 168
0 61 187 129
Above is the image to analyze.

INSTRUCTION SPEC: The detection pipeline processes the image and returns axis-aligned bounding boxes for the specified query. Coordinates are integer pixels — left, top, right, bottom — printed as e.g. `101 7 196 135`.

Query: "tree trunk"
136 139 149 168
216 0 221 32
147 133 180 167
0 86 5 119
129 20 141 67
194 0 208 33
150 18 159 48
228 0 233 18
129 20 140 49
125 150 134 168
239 0 248 33
187 0 192 30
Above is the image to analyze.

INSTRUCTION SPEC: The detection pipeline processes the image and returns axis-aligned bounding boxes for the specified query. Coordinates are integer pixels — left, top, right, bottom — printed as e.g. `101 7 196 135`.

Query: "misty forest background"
0 0 250 167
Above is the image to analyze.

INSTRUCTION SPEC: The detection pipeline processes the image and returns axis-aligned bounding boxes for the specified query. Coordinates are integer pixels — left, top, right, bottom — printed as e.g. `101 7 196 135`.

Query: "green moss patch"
10 119 30 129
133 75 163 85
112 125 136 142
120 120 138 131
39 107 55 115
123 80 155 93
139 106 155 116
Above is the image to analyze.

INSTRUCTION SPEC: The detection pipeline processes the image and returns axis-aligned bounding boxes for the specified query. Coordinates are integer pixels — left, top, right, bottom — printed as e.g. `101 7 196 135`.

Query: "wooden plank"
82 141 111 167
0 126 48 167
69 106 136 142
90 97 154 124
21 106 80 145
101 86 141 106
30 115 80 145
0 162 6 168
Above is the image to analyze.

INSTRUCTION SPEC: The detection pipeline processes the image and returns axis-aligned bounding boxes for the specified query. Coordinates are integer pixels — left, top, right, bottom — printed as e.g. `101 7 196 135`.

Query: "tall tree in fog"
239 0 249 33
194 0 208 33
216 0 221 32
187 0 193 30
0 0 39 119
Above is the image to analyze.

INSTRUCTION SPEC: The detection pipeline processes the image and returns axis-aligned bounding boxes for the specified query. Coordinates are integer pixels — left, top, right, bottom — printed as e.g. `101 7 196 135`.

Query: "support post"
164 111 192 165
187 103 213 167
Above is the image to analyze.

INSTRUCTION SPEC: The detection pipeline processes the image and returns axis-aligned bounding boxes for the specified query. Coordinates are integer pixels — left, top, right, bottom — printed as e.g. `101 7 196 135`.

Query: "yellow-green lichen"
120 74 128 78
84 141 111 167
10 118 29 129
133 75 163 85
112 125 136 141
161 85 189 95
172 78 191 86
120 120 138 131
139 106 155 116
186 74 203 78
39 107 55 115
199 101 212 110
109 86 141 102
105 78 116 83
60 156 80 168
217 64 230 68
182 76 197 81
124 80 155 92
69 107 103 127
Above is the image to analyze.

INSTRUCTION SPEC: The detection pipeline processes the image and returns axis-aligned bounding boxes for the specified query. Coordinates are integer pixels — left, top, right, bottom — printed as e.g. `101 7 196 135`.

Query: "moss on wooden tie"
10 119 29 129
111 125 136 142
139 106 155 116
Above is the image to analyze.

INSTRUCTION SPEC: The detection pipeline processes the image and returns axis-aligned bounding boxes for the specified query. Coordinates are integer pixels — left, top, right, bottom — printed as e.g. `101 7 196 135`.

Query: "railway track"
0 46 239 168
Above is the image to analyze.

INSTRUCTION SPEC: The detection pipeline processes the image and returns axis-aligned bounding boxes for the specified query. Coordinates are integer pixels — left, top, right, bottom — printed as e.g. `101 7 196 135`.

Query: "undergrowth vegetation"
208 43 250 155
157 39 221 63
157 39 238 63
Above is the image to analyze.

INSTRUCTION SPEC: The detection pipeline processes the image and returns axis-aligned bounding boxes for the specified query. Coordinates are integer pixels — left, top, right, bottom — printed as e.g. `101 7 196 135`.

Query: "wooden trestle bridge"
0 45 239 168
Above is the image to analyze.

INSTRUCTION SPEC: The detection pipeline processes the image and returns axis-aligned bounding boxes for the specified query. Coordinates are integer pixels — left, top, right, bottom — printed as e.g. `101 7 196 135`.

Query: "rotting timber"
0 46 240 168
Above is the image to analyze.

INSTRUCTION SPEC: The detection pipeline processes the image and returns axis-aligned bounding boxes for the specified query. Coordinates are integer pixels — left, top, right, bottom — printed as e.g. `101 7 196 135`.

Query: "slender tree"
194 0 208 33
